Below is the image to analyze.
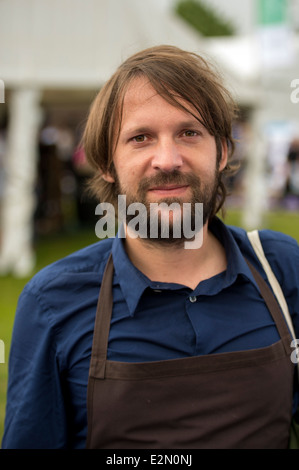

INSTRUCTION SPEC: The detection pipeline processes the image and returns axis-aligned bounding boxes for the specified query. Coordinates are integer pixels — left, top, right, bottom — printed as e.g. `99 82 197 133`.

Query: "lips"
149 184 189 191
148 185 189 195
138 171 198 199
149 184 188 191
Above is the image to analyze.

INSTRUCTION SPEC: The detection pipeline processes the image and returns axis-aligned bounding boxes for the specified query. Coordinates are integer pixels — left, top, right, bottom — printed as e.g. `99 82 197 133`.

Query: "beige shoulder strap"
247 230 298 380
247 230 296 339
247 230 296 342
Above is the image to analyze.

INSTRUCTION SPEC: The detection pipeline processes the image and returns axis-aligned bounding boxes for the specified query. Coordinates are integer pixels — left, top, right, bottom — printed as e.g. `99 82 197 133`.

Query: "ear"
102 172 115 183
219 139 228 172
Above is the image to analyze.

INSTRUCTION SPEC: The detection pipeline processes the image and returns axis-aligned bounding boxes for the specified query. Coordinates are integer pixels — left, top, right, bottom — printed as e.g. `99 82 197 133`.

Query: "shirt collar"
208 216 259 291
111 217 259 315
112 233 150 317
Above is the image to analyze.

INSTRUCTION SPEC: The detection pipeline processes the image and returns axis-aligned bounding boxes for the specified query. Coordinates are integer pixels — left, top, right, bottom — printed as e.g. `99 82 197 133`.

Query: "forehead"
122 77 163 109
123 77 157 106
120 76 200 125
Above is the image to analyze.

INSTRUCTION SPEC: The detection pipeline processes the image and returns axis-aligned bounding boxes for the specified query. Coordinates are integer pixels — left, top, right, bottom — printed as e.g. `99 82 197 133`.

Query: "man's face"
103 77 227 244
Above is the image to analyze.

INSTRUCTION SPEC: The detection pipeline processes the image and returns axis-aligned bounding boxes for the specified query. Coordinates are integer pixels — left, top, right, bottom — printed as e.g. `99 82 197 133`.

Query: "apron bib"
86 255 294 449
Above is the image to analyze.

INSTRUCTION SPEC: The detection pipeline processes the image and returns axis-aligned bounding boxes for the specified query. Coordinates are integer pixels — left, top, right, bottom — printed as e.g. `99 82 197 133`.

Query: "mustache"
138 171 200 193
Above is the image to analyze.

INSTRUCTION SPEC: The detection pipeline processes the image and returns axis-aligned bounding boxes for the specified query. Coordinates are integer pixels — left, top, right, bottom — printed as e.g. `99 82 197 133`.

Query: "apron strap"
89 253 114 378
245 259 292 354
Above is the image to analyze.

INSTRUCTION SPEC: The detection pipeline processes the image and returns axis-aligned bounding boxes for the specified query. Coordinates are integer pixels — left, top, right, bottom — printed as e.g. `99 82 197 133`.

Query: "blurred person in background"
284 137 299 210
2 45 299 449
72 145 97 227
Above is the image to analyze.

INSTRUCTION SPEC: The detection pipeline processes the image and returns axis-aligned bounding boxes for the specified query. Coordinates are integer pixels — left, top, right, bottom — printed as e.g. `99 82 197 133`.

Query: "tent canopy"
0 0 203 88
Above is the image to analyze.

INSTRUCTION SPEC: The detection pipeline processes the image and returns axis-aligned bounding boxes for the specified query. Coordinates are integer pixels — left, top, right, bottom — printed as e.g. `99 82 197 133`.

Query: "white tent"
0 0 204 277
0 0 204 89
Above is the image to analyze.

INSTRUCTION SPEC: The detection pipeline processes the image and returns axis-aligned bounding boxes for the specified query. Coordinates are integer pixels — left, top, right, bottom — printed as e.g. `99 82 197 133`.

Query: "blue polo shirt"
2 218 299 449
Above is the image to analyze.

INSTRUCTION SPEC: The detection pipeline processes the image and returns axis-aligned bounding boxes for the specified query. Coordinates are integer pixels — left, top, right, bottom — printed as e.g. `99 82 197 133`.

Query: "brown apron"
86 254 295 449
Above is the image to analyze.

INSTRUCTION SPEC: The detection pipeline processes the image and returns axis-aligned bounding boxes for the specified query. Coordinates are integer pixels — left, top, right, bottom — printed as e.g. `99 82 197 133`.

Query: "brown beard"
114 169 220 247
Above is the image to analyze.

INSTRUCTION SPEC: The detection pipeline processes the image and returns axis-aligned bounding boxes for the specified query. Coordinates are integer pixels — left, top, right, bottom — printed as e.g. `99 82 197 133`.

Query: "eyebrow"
121 126 152 137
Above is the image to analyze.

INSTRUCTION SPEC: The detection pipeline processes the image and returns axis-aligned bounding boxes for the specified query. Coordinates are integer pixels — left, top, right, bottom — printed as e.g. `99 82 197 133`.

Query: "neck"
122 222 227 290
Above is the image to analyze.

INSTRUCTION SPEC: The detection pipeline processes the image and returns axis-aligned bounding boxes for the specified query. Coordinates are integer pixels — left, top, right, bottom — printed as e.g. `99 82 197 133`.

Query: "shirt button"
189 296 197 303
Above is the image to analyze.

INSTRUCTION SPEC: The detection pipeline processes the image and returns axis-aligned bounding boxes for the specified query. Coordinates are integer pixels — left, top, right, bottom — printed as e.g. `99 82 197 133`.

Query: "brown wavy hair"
82 45 238 218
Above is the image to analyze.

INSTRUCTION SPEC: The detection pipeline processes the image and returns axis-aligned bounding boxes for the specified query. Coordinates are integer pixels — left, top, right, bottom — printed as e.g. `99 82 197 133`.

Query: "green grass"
1 209 299 445
224 208 299 241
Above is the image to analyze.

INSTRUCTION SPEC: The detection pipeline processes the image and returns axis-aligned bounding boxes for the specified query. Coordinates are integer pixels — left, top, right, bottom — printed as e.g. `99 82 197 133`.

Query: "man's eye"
133 135 146 143
183 130 197 137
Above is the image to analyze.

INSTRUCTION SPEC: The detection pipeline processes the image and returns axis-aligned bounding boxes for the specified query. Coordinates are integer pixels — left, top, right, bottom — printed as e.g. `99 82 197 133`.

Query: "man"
2 45 299 449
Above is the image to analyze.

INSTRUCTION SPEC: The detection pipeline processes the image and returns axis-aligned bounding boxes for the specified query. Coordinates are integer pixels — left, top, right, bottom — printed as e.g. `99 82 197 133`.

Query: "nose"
151 138 183 172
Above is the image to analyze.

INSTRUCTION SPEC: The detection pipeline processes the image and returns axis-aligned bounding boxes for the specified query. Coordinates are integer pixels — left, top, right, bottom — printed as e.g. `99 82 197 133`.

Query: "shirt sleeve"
1 285 68 449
